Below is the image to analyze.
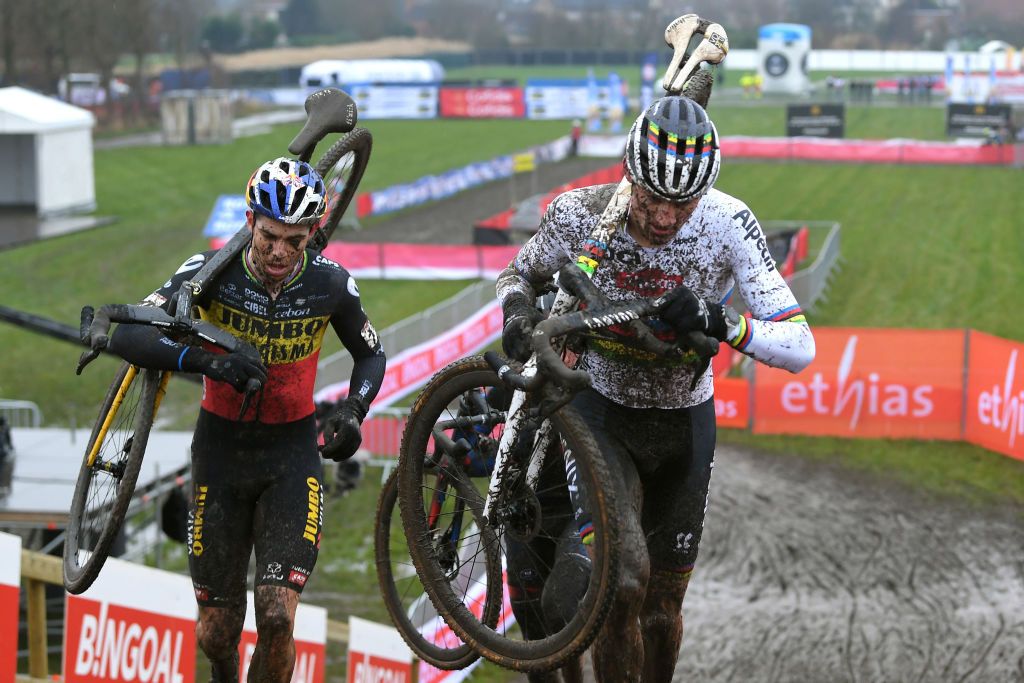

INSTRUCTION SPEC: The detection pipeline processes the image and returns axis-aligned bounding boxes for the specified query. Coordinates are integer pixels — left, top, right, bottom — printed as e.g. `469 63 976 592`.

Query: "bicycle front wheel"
309 127 373 251
376 467 495 670
398 356 620 674
63 363 166 594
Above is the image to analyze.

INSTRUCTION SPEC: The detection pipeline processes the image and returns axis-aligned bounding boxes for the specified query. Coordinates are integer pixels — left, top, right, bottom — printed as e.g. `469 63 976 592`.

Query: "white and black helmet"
625 96 721 203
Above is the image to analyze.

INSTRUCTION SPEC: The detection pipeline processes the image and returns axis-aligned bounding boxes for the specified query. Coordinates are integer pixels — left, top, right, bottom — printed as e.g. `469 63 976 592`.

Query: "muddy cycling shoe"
320 396 368 461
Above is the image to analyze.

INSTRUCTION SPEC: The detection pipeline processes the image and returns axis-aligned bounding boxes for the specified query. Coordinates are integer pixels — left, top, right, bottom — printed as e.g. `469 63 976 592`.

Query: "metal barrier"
0 399 42 428
785 221 842 313
316 280 497 392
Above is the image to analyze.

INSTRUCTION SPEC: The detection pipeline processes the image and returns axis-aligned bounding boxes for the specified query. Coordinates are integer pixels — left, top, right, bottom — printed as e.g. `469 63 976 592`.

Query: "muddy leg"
247 585 300 683
640 568 691 683
197 604 244 683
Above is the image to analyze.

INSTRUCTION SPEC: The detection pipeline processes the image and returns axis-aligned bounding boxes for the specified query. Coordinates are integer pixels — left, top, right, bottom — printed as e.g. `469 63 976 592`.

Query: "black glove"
658 285 728 342
320 396 369 462
182 347 267 393
501 294 544 362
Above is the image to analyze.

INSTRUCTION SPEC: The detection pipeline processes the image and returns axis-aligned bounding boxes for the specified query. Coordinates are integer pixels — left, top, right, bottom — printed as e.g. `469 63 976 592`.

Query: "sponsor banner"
366 156 514 216
347 616 414 683
786 103 845 138
754 328 965 440
714 377 750 429
524 79 619 119
0 532 19 683
63 558 197 683
570 134 1015 165
348 84 438 120
439 87 525 118
315 300 503 408
318 242 520 280
946 102 1012 138
203 194 248 239
239 595 326 683
964 332 1024 462
719 135 1015 165
578 134 628 158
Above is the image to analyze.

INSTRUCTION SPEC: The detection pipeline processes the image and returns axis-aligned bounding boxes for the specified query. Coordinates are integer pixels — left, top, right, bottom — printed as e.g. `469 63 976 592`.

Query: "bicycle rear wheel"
398 356 620 673
376 467 497 670
63 363 167 594
309 127 373 251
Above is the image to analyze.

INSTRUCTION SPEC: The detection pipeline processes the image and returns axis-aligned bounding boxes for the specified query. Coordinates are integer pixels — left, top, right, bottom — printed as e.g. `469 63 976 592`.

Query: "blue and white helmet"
246 157 326 225
625 96 721 203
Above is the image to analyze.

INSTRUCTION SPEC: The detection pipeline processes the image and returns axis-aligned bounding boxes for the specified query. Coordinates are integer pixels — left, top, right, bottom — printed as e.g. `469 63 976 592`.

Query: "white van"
57 73 131 106
299 59 444 88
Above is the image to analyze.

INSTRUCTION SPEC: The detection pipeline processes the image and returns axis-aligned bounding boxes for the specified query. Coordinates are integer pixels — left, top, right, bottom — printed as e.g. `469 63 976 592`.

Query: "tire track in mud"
675 445 1024 682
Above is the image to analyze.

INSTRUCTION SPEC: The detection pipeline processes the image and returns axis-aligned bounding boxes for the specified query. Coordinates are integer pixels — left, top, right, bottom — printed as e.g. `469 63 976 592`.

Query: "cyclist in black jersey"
107 157 386 683
497 97 815 681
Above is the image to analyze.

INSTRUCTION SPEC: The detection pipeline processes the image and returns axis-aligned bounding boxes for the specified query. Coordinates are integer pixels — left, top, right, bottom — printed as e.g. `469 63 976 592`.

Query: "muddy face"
246 213 311 290
626 181 700 247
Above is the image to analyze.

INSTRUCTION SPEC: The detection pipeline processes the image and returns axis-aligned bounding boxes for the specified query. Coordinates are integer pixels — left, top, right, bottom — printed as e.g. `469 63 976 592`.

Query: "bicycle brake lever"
237 378 262 420
76 348 101 376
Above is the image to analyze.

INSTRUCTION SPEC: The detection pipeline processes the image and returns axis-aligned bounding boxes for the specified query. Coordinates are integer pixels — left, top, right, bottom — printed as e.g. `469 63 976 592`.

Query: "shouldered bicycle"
389 15 729 674
63 88 373 594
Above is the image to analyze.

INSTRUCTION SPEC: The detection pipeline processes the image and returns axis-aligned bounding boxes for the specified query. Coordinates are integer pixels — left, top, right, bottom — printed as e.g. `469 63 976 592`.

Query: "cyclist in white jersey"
496 95 815 682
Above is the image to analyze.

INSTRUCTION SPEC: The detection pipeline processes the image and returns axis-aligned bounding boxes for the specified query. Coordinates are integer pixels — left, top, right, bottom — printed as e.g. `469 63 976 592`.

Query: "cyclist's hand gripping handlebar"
77 303 266 387
556 265 719 359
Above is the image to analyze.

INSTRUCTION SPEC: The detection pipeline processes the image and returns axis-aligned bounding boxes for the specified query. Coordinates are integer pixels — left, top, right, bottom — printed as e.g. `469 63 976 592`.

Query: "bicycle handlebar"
483 351 545 392
555 263 719 357
77 303 257 373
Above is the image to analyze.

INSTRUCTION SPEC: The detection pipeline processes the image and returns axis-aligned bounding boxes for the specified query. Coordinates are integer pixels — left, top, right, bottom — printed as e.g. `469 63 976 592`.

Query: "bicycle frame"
86 369 171 467
481 19 729 526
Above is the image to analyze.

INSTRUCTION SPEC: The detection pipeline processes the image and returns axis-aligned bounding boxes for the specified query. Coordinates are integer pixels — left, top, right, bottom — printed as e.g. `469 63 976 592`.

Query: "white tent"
0 86 96 216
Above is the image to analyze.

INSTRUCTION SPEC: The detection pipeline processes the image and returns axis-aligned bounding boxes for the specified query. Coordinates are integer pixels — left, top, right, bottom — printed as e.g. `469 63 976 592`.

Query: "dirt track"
353 159 1024 682
677 445 1024 682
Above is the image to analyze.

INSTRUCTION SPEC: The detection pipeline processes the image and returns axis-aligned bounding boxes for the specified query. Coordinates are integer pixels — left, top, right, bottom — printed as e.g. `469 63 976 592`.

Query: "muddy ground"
357 159 1024 682
675 445 1023 682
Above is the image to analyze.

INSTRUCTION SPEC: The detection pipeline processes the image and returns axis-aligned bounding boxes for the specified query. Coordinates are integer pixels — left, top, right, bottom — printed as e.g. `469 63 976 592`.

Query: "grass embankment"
716 160 1024 508
0 117 571 426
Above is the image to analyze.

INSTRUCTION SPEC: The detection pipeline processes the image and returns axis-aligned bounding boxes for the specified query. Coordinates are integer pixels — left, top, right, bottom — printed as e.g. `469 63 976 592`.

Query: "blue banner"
203 194 248 239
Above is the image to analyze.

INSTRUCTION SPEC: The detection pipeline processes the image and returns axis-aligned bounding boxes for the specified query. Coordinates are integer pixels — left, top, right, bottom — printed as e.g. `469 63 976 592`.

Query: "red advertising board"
64 599 195 683
346 616 414 683
0 533 19 683
63 558 197 683
714 377 750 429
439 87 525 118
754 328 966 439
964 331 1024 461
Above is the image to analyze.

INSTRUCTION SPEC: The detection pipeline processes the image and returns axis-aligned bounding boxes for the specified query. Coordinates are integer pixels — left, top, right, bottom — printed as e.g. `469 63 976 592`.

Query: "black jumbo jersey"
145 249 383 423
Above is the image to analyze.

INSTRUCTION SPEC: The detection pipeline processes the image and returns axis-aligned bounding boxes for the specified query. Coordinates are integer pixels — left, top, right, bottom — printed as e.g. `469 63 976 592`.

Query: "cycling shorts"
187 410 324 608
570 389 716 572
